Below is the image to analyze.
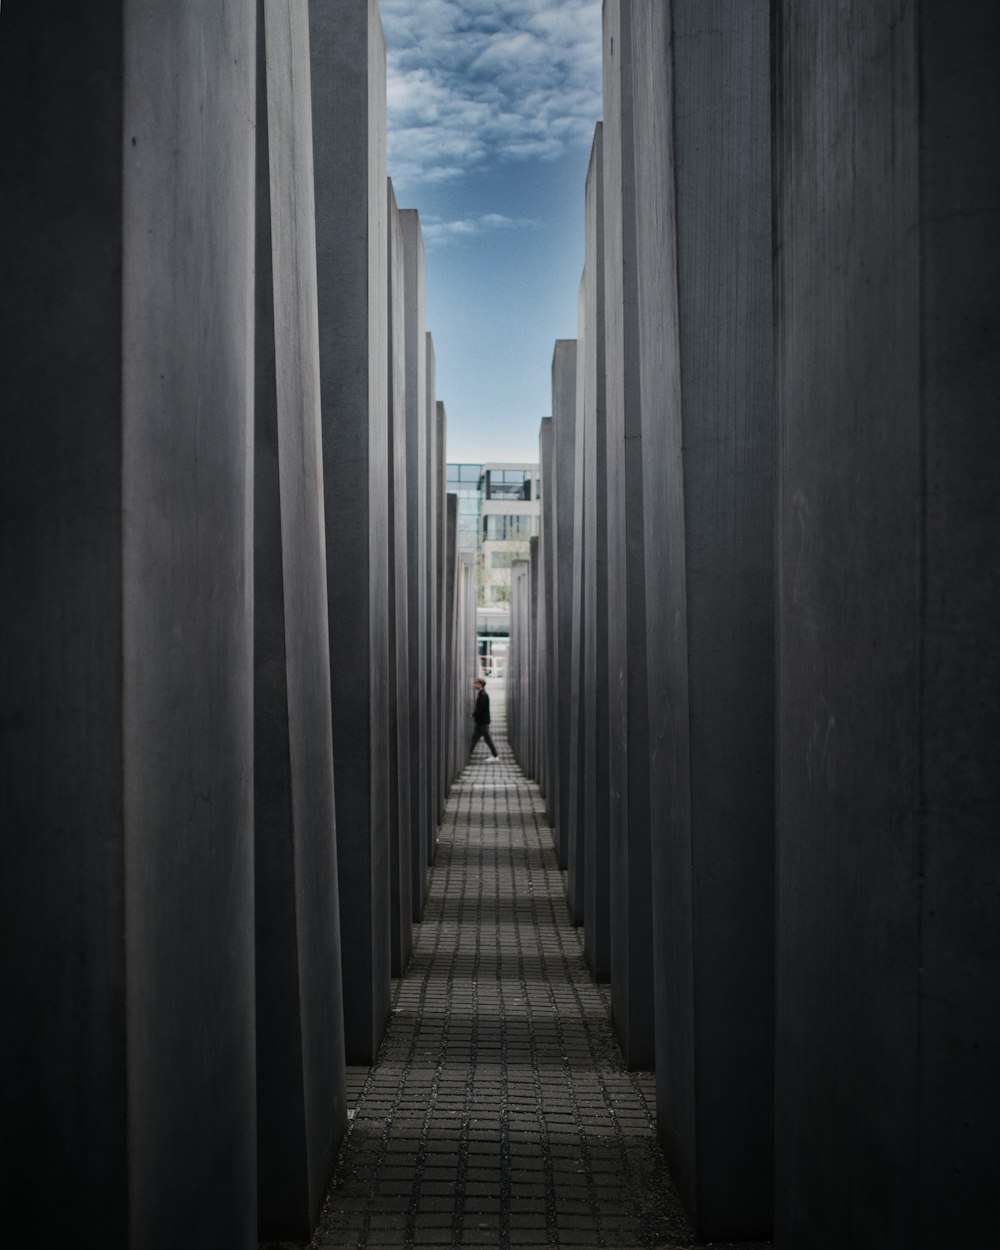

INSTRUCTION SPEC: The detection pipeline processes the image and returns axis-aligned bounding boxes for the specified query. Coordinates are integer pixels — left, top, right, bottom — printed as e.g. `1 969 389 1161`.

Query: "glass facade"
446 462 483 558
482 514 537 542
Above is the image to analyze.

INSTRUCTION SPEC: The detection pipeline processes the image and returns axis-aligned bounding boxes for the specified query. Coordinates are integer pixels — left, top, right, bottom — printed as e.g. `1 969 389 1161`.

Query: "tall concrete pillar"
426 335 440 858
623 0 775 1236
582 126 613 984
540 418 558 828
509 563 525 764
436 402 449 817
0 6 257 1245
400 209 429 919
529 536 541 779
773 4 1000 1246
386 180 413 977
310 0 391 1065
443 494 459 787
565 317 589 925
254 3 348 1237
553 340 579 877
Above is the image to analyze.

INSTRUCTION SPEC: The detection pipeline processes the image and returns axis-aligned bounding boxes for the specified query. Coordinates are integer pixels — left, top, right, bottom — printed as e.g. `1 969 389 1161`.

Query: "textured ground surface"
267 738 769 1249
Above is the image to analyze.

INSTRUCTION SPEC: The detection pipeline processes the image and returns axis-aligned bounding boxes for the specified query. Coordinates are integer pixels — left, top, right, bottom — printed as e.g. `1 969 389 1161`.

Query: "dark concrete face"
565 327 588 926
122 3 259 1236
311 0 391 1066
400 209 429 920
539 418 558 830
590 110 652 1063
773 5 1000 1247
626 0 776 1238
509 561 531 767
2 5 258 1246
0 8 129 1238
582 126 612 986
436 403 449 820
254 3 348 1238
426 336 439 860
386 180 413 978
552 340 579 878
443 495 459 787
529 537 541 779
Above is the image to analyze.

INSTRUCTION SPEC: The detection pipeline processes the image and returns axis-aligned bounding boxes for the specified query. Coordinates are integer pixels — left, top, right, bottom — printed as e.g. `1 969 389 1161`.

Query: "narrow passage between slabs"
275 727 768 1250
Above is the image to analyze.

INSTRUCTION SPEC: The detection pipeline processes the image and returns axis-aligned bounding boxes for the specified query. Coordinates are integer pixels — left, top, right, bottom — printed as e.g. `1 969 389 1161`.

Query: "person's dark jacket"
473 689 491 726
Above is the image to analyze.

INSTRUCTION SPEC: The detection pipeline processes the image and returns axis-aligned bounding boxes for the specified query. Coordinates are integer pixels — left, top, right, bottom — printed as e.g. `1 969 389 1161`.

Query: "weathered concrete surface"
253 4 347 1237
0 5 257 1245
443 494 459 786
436 401 449 820
626 0 776 1237
565 314 589 927
553 340 580 884
773 4 1000 1246
529 536 541 779
401 209 429 921
582 126 612 985
386 180 413 977
311 0 391 1065
518 557 532 771
426 335 440 862
590 109 651 1059
540 417 558 829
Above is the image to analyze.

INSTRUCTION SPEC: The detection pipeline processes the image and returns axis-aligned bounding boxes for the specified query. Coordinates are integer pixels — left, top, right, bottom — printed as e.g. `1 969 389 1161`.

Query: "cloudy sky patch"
381 0 603 461
382 0 602 189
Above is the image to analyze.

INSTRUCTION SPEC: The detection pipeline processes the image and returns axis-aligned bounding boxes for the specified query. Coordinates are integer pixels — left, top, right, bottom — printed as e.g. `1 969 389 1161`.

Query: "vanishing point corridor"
269 709 765 1250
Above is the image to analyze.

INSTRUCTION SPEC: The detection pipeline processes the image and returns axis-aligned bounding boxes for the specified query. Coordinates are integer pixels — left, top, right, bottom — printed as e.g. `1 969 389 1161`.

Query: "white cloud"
380 0 602 189
420 211 540 248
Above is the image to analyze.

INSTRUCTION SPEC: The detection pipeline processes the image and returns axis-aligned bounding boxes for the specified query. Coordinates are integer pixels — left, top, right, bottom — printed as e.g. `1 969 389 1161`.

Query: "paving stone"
265 732 770 1250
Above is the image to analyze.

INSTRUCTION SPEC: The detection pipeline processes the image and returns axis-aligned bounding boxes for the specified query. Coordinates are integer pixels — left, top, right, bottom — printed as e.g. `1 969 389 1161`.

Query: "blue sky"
381 0 603 464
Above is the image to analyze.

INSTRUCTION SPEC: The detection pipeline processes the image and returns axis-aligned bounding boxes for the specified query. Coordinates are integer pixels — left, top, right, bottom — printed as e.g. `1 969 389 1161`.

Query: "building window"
482 514 537 541
484 469 532 502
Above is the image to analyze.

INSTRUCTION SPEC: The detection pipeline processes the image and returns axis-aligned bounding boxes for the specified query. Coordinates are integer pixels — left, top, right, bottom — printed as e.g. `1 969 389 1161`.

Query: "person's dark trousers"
470 724 498 758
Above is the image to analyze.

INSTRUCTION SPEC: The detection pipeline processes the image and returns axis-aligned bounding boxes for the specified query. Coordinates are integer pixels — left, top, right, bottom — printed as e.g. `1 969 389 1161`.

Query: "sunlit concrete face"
386 179 413 979
0 4 257 1245
625 0 776 1239
254 2 348 1237
310 0 391 1066
400 208 429 921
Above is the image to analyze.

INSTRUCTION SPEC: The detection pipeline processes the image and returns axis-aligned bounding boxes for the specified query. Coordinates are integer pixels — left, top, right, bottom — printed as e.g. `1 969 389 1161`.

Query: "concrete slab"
401 209 429 919
582 125 612 985
0 6 257 1244
566 318 588 928
253 4 348 1237
552 340 579 881
386 179 413 978
540 417 558 827
624 0 775 1236
529 535 541 780
773 4 1000 1245
426 335 439 862
436 402 448 822
443 494 459 788
310 0 391 1065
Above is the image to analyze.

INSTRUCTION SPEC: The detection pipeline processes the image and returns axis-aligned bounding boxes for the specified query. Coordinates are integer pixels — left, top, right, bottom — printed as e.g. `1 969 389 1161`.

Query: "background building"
447 460 540 679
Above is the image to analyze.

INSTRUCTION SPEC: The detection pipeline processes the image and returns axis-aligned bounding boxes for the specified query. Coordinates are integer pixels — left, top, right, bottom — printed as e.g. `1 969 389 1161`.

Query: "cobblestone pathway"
278 738 769 1249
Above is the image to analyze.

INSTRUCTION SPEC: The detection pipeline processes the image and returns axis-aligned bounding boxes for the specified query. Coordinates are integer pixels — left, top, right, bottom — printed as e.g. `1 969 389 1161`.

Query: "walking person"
470 677 499 761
